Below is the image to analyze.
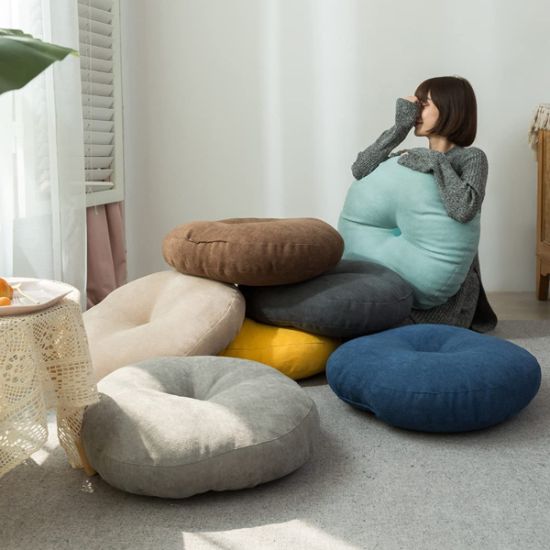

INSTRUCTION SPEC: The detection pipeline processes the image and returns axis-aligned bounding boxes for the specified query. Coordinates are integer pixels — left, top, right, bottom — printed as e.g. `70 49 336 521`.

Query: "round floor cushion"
220 318 340 379
162 217 344 286
241 260 414 338
83 271 245 381
338 155 480 309
326 324 541 433
82 356 319 498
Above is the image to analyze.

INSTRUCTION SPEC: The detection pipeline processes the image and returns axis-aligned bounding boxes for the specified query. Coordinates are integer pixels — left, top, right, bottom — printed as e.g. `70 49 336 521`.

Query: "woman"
351 75 497 332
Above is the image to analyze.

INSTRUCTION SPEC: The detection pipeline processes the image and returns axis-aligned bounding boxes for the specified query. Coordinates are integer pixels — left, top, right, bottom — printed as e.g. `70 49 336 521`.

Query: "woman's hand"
397 147 443 173
396 97 420 128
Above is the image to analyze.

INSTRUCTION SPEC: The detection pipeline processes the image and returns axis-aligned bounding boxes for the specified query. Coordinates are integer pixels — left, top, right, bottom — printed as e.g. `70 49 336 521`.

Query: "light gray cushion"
82 356 319 499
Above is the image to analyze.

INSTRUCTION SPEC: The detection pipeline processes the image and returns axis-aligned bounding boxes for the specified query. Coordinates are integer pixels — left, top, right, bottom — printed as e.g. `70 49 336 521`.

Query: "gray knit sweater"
351 98 497 332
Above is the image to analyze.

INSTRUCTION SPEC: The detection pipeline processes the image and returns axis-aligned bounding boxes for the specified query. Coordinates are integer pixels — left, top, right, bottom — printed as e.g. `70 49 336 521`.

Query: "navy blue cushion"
326 324 541 432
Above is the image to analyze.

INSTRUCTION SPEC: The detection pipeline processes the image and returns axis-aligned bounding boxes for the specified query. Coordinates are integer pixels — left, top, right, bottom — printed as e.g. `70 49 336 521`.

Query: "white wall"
121 0 550 291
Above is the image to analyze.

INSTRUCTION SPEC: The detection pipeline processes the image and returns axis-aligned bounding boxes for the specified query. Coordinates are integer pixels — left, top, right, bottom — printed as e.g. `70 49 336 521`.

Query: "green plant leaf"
0 28 79 95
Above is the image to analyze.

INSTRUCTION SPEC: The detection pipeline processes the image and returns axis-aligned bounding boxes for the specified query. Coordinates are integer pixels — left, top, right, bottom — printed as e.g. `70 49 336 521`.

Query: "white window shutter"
78 0 124 206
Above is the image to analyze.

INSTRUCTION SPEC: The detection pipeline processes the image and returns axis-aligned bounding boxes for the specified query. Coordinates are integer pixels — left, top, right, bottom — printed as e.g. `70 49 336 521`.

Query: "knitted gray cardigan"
351 98 497 332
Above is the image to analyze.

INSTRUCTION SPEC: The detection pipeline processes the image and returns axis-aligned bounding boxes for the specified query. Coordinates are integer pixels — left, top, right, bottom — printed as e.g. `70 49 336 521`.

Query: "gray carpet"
2 320 550 550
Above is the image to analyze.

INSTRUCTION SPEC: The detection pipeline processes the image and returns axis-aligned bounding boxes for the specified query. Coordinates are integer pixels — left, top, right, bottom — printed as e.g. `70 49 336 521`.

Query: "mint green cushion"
338 156 480 309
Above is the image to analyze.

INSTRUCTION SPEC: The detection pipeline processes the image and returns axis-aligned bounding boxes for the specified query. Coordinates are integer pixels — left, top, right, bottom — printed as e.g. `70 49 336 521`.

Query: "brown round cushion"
162 217 344 286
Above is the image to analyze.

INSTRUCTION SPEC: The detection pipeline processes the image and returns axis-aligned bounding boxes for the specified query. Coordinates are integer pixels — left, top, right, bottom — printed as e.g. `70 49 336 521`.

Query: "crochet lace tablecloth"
0 297 98 478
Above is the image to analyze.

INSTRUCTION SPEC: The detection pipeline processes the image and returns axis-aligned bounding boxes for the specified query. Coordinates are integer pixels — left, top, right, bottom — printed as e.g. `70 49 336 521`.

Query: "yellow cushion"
220 318 340 380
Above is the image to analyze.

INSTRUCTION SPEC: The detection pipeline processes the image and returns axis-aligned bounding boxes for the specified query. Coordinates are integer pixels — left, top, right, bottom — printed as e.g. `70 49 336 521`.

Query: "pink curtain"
86 202 127 309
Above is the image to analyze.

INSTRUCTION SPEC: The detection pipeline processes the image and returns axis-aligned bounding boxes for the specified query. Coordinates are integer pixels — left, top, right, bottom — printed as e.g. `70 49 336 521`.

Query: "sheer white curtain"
0 0 86 301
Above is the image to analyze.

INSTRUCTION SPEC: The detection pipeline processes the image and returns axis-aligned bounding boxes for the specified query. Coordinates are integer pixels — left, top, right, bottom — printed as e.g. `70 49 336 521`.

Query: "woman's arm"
397 147 488 223
351 98 419 180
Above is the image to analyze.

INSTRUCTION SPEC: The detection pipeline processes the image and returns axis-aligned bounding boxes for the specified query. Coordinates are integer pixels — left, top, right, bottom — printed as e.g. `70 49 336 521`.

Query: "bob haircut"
414 76 477 147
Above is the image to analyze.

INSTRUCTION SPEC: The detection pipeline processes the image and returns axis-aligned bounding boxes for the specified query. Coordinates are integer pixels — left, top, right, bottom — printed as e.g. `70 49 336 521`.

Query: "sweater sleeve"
351 98 419 180
431 148 488 223
397 147 489 223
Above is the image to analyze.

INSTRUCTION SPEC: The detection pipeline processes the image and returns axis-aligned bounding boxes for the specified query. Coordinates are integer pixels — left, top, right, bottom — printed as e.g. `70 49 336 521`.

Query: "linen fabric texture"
326 324 541 433
220 318 340 379
162 217 344 286
338 156 480 309
240 260 414 339
81 356 319 498
83 271 245 381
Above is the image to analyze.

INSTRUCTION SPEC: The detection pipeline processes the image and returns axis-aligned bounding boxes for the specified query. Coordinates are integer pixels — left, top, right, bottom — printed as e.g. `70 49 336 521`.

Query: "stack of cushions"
240 260 414 339
84 218 417 382
326 324 542 433
162 217 344 285
160 217 416 377
338 156 480 309
82 356 319 498
83 271 245 381
81 216 543 500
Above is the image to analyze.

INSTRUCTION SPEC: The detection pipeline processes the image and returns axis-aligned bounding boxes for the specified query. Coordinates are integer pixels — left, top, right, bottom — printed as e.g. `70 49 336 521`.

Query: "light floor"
487 291 550 320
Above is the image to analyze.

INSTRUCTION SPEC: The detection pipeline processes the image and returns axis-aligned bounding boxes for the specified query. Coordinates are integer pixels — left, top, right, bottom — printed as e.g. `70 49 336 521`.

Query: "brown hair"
414 76 477 147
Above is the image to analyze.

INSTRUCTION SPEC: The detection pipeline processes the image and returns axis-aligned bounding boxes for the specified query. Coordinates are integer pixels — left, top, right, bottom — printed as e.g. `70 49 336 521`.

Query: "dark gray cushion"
240 260 414 338
82 356 319 499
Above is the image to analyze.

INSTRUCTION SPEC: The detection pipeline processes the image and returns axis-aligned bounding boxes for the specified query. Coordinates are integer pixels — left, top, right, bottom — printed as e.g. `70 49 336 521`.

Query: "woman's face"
414 92 439 136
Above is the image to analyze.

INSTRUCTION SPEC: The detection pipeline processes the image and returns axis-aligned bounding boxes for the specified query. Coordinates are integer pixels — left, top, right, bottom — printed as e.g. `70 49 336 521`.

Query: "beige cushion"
83 271 245 381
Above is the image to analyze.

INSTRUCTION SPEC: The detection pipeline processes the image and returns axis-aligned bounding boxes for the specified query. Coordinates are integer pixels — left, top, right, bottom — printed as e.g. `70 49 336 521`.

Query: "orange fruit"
0 296 11 306
0 278 13 299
